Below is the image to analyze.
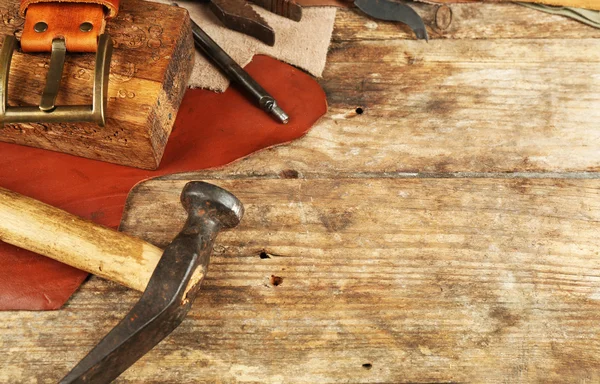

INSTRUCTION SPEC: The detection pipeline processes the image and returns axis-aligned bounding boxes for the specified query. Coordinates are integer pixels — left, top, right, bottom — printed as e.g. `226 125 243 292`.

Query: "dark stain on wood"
509 179 533 195
319 209 354 232
270 275 283 286
279 169 300 179
489 306 521 330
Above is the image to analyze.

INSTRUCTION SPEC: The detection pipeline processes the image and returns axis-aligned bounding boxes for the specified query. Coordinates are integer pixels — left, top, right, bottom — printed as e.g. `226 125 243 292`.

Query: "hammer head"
181 181 244 231
60 181 243 384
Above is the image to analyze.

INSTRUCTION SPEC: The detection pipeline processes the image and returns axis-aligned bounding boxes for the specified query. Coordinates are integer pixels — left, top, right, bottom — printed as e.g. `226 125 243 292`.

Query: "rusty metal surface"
208 0 302 46
210 0 276 45
250 0 302 21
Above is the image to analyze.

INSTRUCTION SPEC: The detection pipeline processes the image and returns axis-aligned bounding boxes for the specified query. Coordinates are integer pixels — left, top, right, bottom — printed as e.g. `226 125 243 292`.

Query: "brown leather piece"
20 0 120 18
0 55 327 310
21 3 105 53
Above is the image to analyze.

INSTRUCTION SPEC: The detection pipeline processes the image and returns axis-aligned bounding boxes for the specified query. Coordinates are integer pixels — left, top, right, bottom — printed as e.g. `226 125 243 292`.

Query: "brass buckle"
0 34 113 126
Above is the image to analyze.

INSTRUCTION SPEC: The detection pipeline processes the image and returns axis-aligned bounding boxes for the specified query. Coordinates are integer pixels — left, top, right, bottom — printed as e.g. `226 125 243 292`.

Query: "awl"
188 15 290 124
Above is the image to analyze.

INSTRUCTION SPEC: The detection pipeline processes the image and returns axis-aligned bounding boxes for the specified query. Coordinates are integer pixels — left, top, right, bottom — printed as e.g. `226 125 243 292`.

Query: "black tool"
189 17 290 124
354 0 429 41
206 0 302 46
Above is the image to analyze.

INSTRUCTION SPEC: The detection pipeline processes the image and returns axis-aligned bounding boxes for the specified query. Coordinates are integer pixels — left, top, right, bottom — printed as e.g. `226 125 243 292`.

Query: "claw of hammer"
57 182 244 383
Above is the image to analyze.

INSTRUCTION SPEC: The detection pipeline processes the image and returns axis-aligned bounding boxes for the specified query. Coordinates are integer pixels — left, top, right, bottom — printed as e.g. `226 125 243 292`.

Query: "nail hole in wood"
279 169 299 179
270 275 283 286
355 107 364 115
260 251 270 259
362 363 372 370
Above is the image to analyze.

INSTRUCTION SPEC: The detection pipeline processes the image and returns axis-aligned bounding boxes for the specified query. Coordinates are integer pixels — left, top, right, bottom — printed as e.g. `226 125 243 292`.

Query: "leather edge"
20 0 120 18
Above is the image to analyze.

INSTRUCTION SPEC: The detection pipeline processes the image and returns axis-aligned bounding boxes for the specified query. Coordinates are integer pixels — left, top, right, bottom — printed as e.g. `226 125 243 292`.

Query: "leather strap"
19 0 120 53
20 0 120 18
21 3 106 52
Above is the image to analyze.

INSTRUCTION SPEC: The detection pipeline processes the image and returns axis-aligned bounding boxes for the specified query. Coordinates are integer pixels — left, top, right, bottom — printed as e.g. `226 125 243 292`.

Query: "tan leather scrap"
19 0 120 52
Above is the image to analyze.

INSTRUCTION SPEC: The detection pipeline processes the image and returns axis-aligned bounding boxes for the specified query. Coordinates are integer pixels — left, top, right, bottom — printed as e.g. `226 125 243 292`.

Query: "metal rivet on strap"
79 22 93 32
33 22 48 33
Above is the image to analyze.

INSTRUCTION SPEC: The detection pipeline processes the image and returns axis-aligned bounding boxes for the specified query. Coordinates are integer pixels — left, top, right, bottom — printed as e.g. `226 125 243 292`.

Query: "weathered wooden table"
2 4 600 383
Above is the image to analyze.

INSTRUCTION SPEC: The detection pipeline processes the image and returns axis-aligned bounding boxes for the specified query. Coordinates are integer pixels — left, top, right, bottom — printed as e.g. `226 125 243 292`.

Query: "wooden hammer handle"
0 187 163 292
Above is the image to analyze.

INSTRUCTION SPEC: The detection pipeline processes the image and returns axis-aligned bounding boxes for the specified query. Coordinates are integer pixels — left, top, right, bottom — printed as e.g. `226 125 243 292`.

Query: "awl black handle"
190 18 289 124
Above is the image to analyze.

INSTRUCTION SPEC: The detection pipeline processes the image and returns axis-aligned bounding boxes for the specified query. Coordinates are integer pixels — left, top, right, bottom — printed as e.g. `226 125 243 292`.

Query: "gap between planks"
156 172 600 181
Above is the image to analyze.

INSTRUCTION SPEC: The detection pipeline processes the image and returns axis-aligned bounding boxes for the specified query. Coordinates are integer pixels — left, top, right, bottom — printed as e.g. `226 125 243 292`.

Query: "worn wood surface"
420 0 600 12
195 3 600 176
2 3 600 383
0 0 193 169
2 178 600 383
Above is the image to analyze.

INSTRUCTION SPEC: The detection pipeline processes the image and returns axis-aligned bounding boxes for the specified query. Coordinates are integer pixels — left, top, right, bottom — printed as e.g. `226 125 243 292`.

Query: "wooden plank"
0 0 194 169
423 0 600 12
333 4 600 41
2 177 600 383
175 6 600 177
187 35 600 176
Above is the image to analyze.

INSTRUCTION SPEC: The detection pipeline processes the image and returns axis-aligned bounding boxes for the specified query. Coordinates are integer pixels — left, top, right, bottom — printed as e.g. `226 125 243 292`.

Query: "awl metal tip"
270 104 289 124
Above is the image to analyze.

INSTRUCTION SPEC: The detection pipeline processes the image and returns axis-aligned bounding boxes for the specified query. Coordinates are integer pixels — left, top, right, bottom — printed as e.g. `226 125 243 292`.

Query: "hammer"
0 181 244 383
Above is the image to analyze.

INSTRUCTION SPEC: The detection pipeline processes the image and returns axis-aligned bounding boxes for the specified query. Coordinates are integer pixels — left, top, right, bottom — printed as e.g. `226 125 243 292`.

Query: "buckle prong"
40 38 66 111
0 34 113 126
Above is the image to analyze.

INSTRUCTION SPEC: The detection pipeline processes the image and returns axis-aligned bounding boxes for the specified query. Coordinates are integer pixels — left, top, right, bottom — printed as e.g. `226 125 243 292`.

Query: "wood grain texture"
3 177 600 383
0 0 194 169
177 5 600 177
334 3 600 41
419 0 600 12
2 4 600 383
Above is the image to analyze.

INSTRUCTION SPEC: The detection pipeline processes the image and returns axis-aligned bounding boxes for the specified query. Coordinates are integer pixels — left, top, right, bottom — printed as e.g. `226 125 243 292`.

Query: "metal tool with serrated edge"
202 0 303 46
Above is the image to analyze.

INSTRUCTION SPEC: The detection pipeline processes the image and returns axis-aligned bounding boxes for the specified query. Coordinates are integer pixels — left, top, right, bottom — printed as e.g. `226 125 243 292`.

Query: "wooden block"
0 0 193 169
3 177 594 383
